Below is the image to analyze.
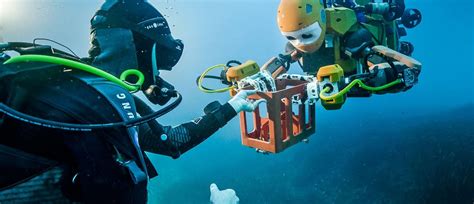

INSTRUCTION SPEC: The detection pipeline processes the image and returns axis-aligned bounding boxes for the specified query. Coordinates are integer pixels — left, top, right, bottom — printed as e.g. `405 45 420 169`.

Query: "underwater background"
1 0 473 203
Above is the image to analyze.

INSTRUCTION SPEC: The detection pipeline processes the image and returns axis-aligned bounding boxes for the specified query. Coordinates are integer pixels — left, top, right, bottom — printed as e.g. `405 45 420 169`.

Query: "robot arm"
305 45 421 110
257 50 300 78
349 45 421 96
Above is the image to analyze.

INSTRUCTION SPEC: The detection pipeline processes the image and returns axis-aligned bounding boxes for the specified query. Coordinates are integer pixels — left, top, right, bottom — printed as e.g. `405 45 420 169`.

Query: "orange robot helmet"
277 0 327 53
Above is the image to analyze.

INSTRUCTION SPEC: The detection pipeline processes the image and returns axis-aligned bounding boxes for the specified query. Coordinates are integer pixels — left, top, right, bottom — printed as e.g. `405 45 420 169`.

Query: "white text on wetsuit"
117 93 135 119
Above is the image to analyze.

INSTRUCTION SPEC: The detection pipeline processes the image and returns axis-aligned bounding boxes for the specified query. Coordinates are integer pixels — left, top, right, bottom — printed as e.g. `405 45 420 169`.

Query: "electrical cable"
195 75 229 91
226 60 242 67
319 78 402 100
33 38 80 59
364 51 398 79
0 92 182 132
1 42 80 61
197 64 236 93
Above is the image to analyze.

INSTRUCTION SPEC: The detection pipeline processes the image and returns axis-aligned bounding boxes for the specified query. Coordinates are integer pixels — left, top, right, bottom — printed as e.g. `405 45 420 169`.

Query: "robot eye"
286 36 297 41
302 34 313 39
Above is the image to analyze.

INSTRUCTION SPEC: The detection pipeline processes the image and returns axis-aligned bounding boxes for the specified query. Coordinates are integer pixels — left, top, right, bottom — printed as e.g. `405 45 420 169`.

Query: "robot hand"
228 90 266 113
306 81 320 103
237 70 276 93
369 46 422 88
210 183 240 204
400 65 420 87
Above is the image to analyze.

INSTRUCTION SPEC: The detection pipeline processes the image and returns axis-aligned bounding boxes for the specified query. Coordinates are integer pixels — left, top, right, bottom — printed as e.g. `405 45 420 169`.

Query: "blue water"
1 0 473 203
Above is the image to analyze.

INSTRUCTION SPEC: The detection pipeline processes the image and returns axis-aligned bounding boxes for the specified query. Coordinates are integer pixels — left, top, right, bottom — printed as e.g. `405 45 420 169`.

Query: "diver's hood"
90 0 184 72
90 28 139 77
89 0 181 105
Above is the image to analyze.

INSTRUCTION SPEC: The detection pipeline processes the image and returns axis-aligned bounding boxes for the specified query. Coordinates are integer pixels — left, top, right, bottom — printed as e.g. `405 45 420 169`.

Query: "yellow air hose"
198 64 236 93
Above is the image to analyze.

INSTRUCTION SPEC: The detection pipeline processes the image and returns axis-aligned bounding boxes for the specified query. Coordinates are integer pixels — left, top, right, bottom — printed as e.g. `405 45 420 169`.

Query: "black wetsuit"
0 68 236 203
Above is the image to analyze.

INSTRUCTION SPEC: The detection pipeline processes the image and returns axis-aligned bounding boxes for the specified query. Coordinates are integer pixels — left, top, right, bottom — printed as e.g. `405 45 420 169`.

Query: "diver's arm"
137 99 236 159
137 90 262 159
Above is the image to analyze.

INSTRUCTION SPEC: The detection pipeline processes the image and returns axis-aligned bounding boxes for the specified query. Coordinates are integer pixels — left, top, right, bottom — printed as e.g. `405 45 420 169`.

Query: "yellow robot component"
226 60 260 83
277 0 327 53
198 61 260 95
226 60 260 96
317 64 345 110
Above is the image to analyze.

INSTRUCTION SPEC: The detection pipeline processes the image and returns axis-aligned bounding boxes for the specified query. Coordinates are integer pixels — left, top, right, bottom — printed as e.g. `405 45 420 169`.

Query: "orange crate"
240 79 316 153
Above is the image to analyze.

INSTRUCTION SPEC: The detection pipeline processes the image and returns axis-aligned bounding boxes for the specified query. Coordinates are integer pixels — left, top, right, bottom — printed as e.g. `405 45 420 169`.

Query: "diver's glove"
210 183 240 204
228 90 266 113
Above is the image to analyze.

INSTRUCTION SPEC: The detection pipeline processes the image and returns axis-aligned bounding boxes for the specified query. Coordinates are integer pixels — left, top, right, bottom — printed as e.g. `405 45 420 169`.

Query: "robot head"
277 0 327 54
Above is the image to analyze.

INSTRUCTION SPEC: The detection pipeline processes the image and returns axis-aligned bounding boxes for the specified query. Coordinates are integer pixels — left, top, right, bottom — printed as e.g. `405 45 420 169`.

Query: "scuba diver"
0 0 262 203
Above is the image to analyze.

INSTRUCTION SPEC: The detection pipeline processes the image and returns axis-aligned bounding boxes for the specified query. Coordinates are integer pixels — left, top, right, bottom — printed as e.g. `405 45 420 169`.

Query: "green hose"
3 54 144 92
320 78 403 101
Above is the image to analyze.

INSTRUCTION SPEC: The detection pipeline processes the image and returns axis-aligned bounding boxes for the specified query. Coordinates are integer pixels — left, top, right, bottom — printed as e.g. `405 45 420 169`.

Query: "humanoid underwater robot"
198 0 422 153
